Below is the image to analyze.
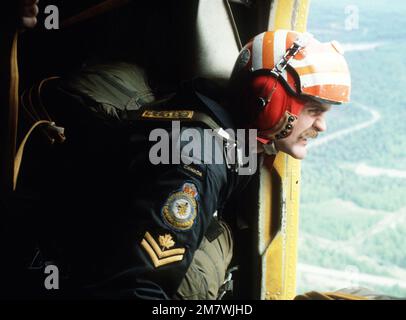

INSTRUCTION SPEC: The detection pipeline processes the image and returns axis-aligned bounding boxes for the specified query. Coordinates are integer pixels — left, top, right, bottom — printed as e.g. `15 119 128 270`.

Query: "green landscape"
297 0 406 297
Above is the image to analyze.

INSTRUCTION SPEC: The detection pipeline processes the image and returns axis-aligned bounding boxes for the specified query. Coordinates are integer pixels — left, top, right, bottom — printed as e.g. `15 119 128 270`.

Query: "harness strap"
131 107 244 172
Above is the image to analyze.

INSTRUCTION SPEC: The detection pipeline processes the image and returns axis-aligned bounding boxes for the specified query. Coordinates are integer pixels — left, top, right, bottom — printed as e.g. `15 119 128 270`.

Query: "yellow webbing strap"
13 120 55 188
2 0 134 193
5 32 63 191
6 32 20 192
14 75 66 190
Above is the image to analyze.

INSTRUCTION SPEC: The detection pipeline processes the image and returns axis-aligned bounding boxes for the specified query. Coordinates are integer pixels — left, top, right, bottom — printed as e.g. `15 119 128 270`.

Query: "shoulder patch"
140 231 186 268
162 183 199 231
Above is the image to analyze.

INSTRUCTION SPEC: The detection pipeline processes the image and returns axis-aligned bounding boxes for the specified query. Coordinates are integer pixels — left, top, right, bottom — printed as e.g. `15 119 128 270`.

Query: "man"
13 2 350 300
228 30 350 160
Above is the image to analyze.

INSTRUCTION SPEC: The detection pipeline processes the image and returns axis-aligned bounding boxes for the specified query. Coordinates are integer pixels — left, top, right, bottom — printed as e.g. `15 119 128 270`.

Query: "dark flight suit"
29 76 253 299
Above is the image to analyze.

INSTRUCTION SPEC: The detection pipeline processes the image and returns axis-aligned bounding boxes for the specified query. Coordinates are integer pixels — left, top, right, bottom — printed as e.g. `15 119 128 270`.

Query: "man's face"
274 101 331 159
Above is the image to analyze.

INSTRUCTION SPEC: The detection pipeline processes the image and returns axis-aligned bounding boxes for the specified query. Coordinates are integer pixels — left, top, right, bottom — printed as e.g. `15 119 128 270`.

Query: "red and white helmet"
230 29 351 143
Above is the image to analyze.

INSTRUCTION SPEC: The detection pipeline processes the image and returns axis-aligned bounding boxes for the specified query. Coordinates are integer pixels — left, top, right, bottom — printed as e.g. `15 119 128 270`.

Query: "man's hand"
19 0 39 29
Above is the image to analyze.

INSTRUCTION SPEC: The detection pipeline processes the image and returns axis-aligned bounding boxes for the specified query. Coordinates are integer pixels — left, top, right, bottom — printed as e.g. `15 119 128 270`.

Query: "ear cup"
251 75 288 131
239 72 306 135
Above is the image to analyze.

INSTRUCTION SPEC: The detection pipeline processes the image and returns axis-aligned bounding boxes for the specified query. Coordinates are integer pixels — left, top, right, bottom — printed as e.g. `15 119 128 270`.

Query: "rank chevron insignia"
141 232 186 268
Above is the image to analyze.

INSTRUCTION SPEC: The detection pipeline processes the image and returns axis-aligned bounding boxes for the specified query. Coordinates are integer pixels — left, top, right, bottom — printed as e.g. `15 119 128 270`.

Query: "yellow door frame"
258 0 310 300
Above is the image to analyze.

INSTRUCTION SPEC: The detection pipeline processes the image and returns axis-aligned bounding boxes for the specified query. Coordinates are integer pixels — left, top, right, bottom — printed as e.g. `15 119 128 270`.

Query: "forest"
297 0 406 297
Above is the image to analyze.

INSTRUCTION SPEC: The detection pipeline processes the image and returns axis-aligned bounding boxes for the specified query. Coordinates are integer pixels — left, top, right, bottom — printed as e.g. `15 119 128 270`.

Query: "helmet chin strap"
256 136 278 155
262 140 278 155
256 111 298 143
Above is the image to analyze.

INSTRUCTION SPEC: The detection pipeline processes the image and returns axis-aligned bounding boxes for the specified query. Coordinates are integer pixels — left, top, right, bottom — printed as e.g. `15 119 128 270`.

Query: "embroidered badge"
181 164 204 180
141 110 194 119
159 234 175 249
162 183 198 231
141 232 185 268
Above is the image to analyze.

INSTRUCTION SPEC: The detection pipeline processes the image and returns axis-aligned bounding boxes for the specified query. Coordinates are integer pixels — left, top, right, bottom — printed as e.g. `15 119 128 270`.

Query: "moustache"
300 129 319 140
